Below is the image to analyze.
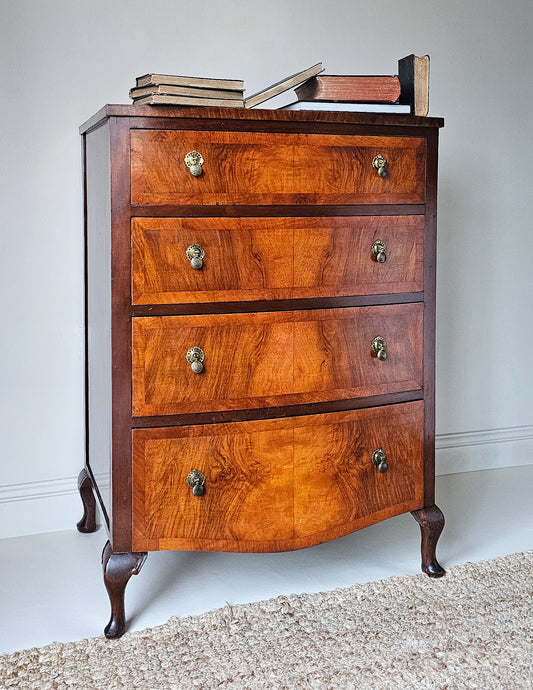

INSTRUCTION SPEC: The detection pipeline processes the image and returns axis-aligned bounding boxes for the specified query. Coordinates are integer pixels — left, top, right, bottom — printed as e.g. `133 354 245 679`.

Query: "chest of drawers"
78 104 445 638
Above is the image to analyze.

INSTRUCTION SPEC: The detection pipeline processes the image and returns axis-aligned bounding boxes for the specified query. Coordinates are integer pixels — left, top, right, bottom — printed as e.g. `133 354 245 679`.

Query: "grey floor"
1 465 532 655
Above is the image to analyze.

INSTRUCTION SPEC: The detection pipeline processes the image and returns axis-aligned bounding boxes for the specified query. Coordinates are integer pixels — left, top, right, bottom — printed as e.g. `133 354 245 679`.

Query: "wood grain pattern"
132 401 424 552
130 130 425 206
81 104 444 637
132 216 425 304
293 402 423 537
132 303 423 416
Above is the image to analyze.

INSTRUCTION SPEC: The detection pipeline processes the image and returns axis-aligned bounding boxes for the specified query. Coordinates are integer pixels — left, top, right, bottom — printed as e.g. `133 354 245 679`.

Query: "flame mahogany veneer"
79 104 445 638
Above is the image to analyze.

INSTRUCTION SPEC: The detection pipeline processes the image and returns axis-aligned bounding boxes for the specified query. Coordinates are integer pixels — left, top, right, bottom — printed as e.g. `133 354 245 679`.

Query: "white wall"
1 0 532 538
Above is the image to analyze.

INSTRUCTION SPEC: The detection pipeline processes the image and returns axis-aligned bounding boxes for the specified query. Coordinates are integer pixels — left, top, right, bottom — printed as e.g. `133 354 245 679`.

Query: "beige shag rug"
2 552 532 689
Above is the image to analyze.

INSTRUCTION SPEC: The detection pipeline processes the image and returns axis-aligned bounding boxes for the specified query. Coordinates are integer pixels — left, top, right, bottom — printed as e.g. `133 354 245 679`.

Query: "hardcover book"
136 73 244 91
295 75 401 103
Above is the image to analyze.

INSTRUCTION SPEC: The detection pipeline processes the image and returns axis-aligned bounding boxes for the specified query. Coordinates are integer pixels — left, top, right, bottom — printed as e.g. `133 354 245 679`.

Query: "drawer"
132 401 424 552
132 216 425 304
130 130 426 206
132 303 423 416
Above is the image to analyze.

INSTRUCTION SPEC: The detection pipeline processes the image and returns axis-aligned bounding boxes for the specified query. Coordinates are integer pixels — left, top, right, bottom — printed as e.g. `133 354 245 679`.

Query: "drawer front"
132 216 425 304
132 401 424 552
132 303 423 416
131 130 426 206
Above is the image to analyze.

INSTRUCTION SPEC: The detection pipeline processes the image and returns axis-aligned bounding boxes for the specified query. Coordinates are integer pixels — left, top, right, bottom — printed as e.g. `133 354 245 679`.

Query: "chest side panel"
85 123 112 525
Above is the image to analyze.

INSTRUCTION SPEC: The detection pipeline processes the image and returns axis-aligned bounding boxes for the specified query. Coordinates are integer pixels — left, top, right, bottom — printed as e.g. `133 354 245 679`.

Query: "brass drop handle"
186 346 205 373
371 336 387 361
184 150 204 177
372 240 387 263
186 244 205 270
372 448 389 473
372 154 389 178
186 469 206 496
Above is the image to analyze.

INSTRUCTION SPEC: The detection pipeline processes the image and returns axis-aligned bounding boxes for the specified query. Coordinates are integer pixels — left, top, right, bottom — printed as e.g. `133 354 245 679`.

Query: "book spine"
130 85 244 100
398 56 416 114
133 94 245 107
135 74 244 90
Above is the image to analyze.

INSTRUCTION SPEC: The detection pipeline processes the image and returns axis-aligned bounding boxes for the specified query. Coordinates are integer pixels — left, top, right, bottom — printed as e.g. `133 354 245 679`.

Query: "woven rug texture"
1 551 532 689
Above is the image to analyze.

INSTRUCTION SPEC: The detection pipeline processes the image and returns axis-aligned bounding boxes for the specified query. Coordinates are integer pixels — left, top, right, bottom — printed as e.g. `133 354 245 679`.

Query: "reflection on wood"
132 304 423 416
132 216 425 304
131 130 426 205
132 401 424 552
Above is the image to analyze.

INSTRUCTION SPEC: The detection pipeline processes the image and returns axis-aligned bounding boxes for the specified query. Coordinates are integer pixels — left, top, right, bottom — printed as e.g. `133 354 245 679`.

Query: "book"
130 84 244 101
295 75 401 103
136 73 244 91
133 93 244 107
284 101 411 113
244 62 324 109
398 55 429 116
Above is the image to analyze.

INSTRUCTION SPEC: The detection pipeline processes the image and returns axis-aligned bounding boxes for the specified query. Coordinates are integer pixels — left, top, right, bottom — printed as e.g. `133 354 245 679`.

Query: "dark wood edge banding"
422 128 439 506
109 117 134 552
80 104 444 135
132 293 424 317
129 204 426 218
131 390 424 428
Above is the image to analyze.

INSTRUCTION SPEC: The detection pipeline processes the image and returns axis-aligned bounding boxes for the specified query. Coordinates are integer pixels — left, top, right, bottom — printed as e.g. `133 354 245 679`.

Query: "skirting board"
435 424 533 475
0 475 107 541
0 426 532 540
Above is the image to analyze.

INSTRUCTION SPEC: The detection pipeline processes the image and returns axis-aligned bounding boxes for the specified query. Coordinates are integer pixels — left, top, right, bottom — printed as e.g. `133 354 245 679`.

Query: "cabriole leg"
102 541 147 639
76 467 97 533
411 504 446 578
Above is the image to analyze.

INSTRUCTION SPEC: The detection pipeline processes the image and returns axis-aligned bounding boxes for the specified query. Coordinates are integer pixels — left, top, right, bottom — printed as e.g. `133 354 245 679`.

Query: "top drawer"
130 130 426 206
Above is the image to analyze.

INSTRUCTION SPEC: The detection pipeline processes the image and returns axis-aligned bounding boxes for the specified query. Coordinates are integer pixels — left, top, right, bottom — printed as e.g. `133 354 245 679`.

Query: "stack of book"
282 56 430 116
129 55 430 116
129 74 245 107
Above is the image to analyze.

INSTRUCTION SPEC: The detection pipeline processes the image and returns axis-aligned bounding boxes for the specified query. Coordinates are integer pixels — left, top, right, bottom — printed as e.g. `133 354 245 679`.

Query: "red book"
295 75 401 103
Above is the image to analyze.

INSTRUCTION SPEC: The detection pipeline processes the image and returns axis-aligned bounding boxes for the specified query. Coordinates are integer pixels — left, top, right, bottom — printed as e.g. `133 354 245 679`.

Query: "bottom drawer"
132 401 424 552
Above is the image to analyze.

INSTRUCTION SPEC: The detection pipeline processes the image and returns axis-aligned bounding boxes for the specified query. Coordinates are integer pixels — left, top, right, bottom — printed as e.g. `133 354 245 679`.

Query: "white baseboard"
435 424 533 475
1 425 532 539
0 482 83 540
0 476 106 541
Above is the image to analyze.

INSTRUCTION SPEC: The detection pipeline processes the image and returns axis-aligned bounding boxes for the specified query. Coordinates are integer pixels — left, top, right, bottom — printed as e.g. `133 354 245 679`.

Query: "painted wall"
1 0 532 537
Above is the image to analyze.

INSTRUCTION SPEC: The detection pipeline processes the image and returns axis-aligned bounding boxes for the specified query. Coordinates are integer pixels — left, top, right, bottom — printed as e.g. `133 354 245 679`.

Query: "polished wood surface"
412 504 446 577
293 402 424 537
132 215 425 304
82 106 443 637
131 130 425 206
131 293 424 318
131 390 424 430
76 468 97 534
102 541 147 639
109 119 137 551
132 303 423 416
422 128 439 507
132 401 424 552
81 103 444 135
